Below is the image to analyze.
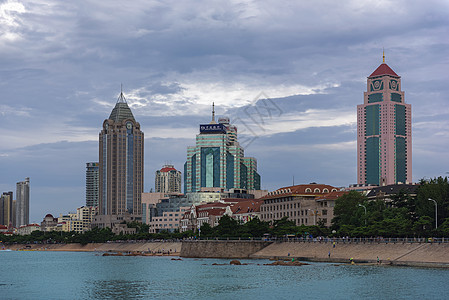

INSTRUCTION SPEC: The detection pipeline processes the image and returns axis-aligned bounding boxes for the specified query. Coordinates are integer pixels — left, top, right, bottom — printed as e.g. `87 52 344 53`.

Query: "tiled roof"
316 191 348 201
231 199 263 214
366 184 418 198
369 63 399 77
263 184 338 199
160 167 176 172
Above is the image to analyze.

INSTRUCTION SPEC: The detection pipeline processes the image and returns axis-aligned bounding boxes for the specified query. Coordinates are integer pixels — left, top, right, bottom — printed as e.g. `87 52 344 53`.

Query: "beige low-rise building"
16 223 41 235
149 207 189 233
41 214 59 231
260 184 343 227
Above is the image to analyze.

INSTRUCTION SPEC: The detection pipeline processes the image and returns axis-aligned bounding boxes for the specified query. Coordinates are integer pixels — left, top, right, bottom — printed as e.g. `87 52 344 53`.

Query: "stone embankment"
250 240 449 267
4 242 182 255
180 240 272 258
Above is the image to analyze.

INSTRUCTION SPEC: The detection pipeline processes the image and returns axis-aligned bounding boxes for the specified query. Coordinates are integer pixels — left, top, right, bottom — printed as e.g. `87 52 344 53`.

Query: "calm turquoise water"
0 251 447 299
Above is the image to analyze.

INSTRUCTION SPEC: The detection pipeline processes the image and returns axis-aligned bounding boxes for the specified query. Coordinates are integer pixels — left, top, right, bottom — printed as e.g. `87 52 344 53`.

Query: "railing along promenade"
182 236 449 244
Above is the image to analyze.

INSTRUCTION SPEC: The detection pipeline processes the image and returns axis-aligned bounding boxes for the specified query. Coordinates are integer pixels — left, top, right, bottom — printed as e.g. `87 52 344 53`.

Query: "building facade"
149 207 189 233
98 91 144 220
17 224 40 235
184 106 261 193
15 177 30 227
155 165 182 193
0 191 13 227
357 55 412 186
260 184 340 227
86 162 99 207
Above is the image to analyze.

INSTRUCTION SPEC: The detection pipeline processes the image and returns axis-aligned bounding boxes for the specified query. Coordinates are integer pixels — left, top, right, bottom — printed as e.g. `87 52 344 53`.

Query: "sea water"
0 251 447 299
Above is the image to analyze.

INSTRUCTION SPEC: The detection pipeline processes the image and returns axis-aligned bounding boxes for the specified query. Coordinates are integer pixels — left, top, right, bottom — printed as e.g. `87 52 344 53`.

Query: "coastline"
2 242 182 256
3 240 449 268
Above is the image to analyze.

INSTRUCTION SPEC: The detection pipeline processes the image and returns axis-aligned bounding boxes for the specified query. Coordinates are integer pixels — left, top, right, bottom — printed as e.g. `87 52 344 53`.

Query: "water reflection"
89 280 150 299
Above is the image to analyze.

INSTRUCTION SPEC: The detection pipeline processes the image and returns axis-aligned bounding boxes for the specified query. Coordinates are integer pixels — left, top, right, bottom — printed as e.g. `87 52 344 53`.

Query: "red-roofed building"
0 224 8 233
17 223 41 235
260 183 341 227
180 199 263 232
155 165 182 193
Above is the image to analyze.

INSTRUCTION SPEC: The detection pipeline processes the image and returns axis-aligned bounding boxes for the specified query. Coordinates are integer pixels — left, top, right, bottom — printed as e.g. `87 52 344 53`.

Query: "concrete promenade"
251 240 449 267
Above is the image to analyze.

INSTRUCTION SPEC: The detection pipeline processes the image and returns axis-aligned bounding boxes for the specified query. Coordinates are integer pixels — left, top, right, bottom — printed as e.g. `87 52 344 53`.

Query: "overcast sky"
1 0 448 222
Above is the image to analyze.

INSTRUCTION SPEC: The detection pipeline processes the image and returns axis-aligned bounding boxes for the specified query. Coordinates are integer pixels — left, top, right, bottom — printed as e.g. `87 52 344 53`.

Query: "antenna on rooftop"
117 83 127 103
210 102 217 124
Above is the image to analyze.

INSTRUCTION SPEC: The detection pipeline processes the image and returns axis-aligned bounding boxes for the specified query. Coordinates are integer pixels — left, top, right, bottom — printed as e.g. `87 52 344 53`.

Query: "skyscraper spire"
117 84 126 103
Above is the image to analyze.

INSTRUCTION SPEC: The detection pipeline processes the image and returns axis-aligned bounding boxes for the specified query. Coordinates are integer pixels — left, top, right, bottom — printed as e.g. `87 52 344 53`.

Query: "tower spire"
383 48 385 63
117 83 126 103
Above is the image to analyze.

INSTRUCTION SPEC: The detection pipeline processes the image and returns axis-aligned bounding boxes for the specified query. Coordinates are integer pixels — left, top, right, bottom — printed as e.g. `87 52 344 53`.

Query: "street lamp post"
358 204 367 226
428 198 438 229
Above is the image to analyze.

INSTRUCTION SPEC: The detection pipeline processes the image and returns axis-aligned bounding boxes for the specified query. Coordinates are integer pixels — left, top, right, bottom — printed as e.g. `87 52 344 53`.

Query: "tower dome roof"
369 63 399 78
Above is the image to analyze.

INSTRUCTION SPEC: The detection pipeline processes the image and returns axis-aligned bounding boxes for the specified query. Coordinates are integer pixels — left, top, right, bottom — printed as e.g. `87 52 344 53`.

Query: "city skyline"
1 1 448 222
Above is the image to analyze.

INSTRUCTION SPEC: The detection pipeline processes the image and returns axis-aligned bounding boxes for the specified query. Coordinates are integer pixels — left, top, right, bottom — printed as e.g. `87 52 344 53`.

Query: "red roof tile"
262 184 338 199
160 167 176 172
316 191 348 201
369 63 399 77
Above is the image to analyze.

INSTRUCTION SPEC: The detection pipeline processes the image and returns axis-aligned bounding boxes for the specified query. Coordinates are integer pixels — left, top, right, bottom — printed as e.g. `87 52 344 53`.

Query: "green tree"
199 222 215 237
242 217 270 237
215 215 240 237
270 217 297 237
415 177 449 231
332 191 367 229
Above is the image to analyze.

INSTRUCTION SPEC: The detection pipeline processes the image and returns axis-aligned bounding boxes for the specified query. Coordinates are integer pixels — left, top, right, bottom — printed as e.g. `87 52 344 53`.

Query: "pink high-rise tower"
357 54 412 186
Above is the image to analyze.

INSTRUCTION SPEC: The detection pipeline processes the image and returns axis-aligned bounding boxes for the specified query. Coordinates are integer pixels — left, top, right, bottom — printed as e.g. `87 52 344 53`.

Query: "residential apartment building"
149 207 189 233
0 191 13 227
15 178 30 227
155 165 182 193
86 162 99 207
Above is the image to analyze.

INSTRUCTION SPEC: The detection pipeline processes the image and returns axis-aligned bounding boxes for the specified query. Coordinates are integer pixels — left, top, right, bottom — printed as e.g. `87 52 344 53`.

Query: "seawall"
5 240 449 267
180 240 273 258
251 240 449 267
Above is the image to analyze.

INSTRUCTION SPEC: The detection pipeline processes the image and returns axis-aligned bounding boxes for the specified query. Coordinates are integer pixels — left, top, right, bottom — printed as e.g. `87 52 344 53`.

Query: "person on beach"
377 256 380 264
328 252 331 258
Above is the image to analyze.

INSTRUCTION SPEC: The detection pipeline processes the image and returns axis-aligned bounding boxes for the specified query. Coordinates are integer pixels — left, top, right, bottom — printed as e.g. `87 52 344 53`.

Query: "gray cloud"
1 0 448 221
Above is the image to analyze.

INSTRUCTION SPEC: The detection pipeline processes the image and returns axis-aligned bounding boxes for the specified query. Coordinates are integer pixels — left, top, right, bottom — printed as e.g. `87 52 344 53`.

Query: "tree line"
1 177 448 244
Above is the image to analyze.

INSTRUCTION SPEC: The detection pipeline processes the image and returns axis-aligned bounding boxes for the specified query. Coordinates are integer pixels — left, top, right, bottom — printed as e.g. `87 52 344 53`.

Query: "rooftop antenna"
383 48 385 63
293 175 295 186
210 102 216 124
117 83 127 103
